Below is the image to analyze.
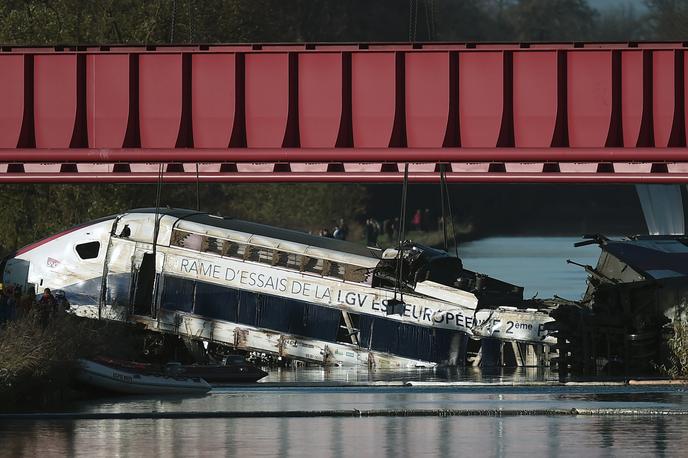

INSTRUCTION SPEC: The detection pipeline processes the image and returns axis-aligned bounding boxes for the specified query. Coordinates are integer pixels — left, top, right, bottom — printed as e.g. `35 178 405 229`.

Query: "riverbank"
0 313 144 410
373 223 477 249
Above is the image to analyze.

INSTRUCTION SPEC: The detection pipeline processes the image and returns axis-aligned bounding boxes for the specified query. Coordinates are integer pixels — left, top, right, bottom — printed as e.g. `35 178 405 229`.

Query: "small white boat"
77 359 211 395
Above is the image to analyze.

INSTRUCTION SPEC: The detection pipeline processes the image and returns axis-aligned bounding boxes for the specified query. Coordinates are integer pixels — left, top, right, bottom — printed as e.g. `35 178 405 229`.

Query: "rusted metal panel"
130 310 433 367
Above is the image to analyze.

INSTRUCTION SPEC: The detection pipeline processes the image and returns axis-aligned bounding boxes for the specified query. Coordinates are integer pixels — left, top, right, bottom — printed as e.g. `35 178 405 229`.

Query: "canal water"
3 414 688 457
3 385 688 457
4 236 685 456
459 236 602 300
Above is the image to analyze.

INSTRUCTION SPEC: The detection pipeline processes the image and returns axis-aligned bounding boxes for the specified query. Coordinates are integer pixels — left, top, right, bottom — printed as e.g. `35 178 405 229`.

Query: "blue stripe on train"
60 273 462 363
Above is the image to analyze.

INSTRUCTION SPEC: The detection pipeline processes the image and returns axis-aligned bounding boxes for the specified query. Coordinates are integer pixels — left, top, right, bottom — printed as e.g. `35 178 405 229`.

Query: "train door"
131 248 164 317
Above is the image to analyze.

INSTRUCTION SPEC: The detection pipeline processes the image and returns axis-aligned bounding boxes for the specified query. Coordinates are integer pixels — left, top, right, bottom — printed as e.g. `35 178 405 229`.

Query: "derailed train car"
1 208 554 367
551 235 688 375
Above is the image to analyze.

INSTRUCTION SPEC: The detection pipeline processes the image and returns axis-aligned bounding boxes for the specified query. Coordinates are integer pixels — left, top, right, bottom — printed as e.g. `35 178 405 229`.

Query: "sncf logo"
47 257 60 268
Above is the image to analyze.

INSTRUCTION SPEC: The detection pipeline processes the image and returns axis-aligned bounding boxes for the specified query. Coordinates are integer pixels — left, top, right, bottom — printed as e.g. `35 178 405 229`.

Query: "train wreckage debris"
3 209 685 372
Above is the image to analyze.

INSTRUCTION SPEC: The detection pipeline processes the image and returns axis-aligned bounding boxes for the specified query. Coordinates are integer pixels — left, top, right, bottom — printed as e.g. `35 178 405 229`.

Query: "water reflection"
2 416 688 457
259 365 554 384
61 383 688 417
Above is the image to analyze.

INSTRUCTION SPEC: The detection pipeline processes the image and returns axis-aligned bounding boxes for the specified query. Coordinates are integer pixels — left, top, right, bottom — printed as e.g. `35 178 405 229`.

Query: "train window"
244 246 260 262
345 265 369 283
272 251 289 266
160 275 194 313
75 241 100 259
257 248 274 264
303 257 324 275
223 241 246 259
194 282 238 321
325 261 345 279
171 230 204 251
245 246 273 264
203 237 223 255
285 253 303 270
272 252 303 270
170 230 187 247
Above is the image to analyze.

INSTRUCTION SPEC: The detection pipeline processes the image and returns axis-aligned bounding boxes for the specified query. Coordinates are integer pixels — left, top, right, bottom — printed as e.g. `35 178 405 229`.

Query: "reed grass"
0 312 143 409
660 318 688 379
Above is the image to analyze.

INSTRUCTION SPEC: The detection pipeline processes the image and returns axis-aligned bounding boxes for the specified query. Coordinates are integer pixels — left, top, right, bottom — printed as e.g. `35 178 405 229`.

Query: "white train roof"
123 208 382 268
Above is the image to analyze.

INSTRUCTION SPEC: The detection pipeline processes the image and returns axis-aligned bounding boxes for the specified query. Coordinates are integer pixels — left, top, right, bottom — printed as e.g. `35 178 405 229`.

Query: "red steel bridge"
1 42 688 183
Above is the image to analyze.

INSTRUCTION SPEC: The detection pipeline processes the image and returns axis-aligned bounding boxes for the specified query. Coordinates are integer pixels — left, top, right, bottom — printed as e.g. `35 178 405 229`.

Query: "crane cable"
423 0 433 41
195 163 201 211
188 0 194 43
150 162 165 317
188 0 200 212
408 0 418 42
393 163 410 304
153 162 164 258
440 163 448 251
169 0 178 43
429 0 438 41
440 164 460 259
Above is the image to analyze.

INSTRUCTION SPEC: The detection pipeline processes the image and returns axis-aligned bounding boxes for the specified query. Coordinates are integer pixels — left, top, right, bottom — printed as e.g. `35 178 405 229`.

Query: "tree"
0 1 169 44
645 0 688 40
509 0 596 42
593 4 652 41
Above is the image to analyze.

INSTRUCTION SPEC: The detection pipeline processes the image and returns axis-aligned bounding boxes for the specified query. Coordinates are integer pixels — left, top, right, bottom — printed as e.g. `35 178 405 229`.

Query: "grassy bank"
660 318 688 379
0 313 144 410
373 223 476 250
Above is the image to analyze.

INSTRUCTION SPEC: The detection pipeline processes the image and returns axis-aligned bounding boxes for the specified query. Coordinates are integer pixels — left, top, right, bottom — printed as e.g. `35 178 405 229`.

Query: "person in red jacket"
411 209 422 231
38 288 58 326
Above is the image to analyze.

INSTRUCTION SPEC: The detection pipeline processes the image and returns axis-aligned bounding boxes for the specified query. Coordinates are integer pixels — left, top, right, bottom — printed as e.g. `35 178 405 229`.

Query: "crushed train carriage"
1 208 556 367
552 235 688 375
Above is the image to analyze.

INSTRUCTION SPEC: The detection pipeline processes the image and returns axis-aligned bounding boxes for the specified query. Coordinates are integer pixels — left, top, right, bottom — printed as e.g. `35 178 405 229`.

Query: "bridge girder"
1 44 688 183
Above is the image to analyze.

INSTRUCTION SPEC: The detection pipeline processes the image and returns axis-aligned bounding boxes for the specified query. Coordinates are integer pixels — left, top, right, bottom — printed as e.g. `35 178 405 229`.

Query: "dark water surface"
2 408 687 457
459 236 601 300
4 237 684 456
71 384 688 414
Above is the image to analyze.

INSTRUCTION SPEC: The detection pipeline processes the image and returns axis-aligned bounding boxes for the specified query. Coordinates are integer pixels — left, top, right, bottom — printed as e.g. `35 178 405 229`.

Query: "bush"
660 318 688 379
0 312 144 409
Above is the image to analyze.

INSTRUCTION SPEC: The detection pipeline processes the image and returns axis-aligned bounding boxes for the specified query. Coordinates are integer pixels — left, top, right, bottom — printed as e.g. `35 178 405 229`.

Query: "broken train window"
75 241 101 260
324 261 345 279
303 257 325 275
171 230 203 251
245 245 274 264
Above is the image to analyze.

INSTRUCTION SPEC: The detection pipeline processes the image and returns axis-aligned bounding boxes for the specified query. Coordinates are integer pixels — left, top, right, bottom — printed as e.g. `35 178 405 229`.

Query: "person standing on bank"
38 288 58 326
